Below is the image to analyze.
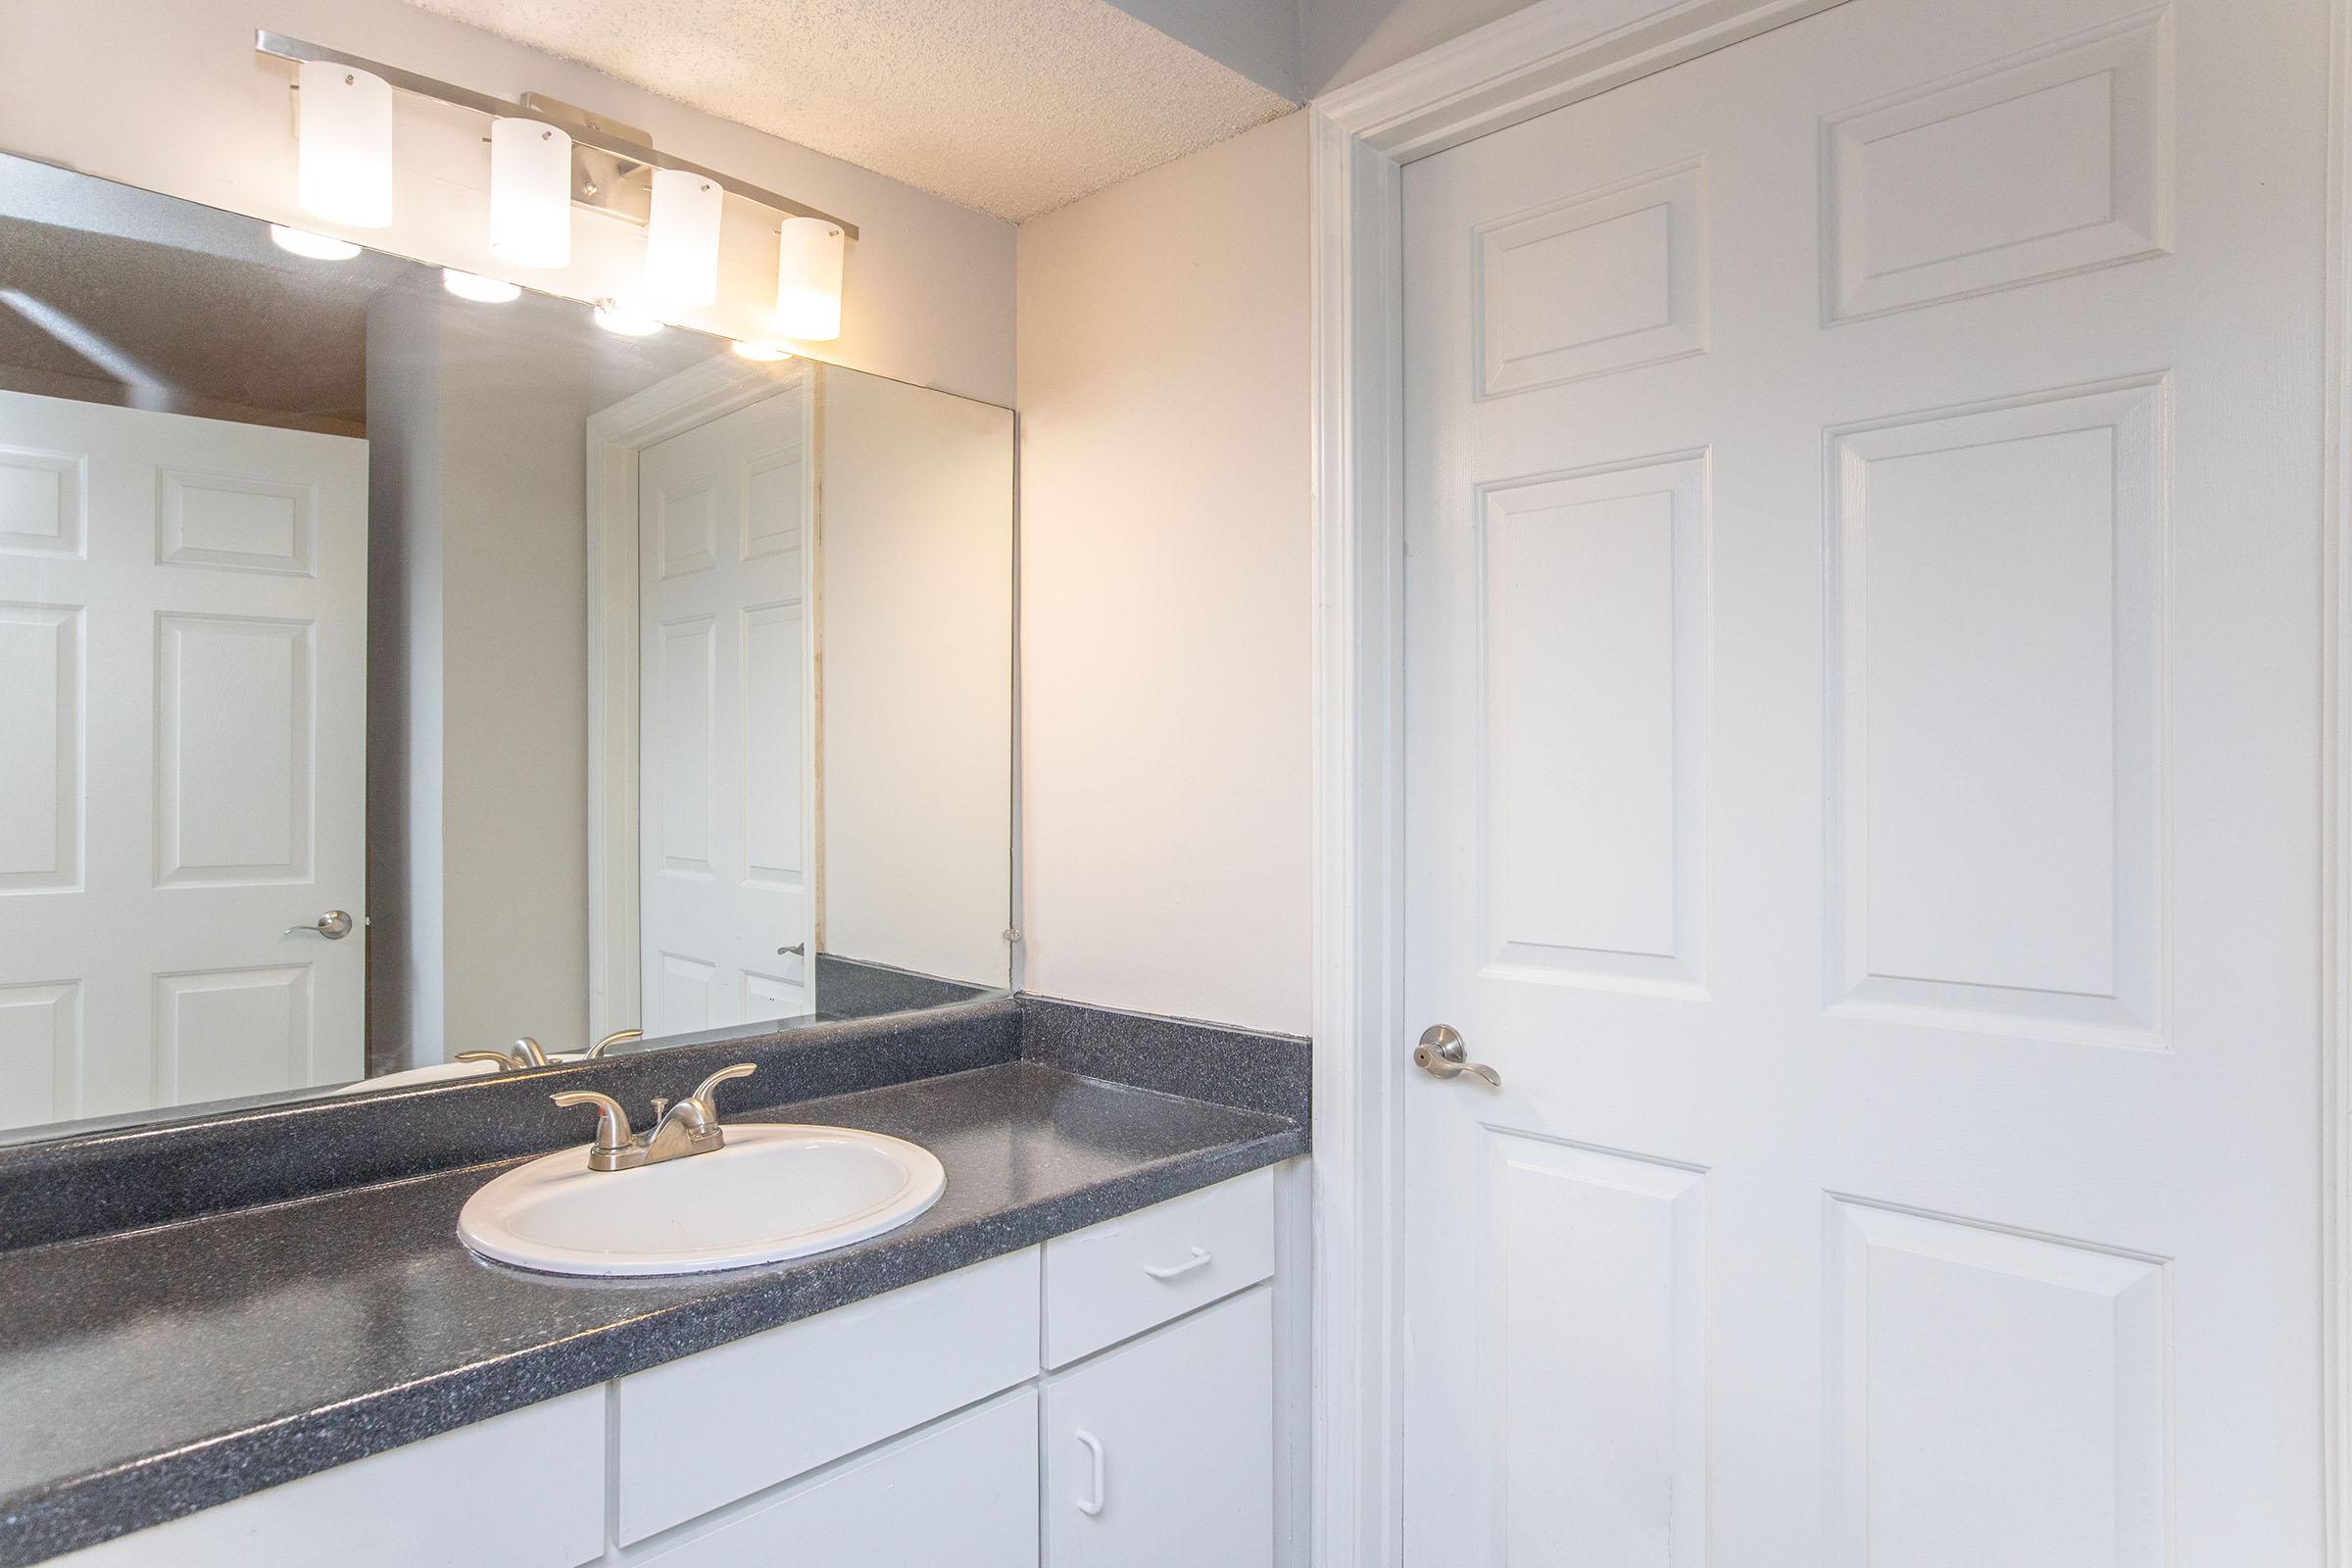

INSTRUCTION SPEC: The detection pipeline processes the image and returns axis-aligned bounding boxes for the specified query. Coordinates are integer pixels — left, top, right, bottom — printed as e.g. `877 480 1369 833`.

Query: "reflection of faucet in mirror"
552 1064 759 1172
453 1030 641 1075
452 1038 555 1074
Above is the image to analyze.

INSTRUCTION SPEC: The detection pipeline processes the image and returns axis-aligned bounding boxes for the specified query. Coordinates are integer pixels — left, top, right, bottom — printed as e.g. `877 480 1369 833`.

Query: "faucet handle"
551 1090 634 1155
453 1050 517 1073
687 1063 757 1118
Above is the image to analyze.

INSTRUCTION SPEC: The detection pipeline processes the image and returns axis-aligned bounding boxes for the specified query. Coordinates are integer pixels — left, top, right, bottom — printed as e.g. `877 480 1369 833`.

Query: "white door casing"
0 390 367 1124
1390 0 2328 1563
636 382 815 1037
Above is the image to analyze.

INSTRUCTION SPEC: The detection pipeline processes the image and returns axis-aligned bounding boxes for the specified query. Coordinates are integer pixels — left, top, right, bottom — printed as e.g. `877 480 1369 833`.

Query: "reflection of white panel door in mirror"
638 380 812 1036
0 389 366 1127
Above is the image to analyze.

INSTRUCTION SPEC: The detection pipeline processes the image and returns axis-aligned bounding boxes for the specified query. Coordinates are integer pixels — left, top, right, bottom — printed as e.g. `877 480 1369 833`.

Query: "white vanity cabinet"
54 1168 1281 1568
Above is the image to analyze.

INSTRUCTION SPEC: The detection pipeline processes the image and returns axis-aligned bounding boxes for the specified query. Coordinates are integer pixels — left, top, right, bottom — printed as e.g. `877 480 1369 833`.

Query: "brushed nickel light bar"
253 29 858 241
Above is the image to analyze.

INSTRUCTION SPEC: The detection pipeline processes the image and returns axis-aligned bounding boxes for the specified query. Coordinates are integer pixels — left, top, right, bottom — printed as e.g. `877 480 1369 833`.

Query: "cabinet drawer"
57 1389 605 1568
1043 1286 1274 1568
614 1248 1040 1544
1042 1168 1273 1367
635 1388 1039 1567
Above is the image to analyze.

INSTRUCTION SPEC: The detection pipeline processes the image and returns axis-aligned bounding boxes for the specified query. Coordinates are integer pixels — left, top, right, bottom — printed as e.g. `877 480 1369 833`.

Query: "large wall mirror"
0 153 1014 1143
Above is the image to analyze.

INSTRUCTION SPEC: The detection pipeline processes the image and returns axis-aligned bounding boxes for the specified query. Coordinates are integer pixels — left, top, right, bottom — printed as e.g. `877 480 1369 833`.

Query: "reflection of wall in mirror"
817 369 1015 989
365 288 593 1074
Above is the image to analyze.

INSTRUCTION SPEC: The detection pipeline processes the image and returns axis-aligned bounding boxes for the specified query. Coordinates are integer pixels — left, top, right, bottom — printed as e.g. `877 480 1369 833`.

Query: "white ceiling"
400 0 1299 221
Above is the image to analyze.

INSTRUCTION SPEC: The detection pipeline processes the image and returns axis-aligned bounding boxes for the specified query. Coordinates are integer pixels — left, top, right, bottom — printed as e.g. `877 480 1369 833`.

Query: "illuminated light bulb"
270 225 362 261
593 299 662 337
442 270 521 303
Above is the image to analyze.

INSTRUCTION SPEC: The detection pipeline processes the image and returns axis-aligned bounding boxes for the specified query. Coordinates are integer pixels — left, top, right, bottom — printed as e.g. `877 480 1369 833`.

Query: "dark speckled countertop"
0 1054 1306 1566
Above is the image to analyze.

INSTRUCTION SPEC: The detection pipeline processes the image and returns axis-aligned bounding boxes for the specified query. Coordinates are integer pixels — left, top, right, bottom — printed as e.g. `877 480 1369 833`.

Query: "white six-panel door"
0 390 367 1125
637 385 814 1036
1398 0 2328 1561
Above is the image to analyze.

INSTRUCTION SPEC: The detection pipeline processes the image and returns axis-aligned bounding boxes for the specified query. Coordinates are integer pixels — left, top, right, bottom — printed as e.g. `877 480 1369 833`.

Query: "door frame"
1303 0 2352 1561
583 354 812 1041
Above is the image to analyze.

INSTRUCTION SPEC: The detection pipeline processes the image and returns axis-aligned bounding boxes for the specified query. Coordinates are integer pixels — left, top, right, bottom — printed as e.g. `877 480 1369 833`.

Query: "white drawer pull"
1141 1246 1212 1281
1075 1429 1106 1516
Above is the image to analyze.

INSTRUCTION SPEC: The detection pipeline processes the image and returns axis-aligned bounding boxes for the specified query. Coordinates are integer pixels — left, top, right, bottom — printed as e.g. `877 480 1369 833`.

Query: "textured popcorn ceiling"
400 0 1298 220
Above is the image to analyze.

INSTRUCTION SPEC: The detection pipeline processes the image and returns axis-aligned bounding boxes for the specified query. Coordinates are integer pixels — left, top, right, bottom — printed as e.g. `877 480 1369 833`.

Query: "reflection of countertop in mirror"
0 1012 1307 1566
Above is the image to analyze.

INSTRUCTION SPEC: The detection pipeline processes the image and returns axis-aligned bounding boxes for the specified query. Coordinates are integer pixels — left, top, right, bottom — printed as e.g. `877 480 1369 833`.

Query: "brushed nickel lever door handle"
1415 1024 1501 1088
285 909 354 939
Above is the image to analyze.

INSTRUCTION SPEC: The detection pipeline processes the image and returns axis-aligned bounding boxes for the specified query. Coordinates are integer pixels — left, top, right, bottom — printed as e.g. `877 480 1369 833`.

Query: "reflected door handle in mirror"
284 910 354 940
1415 1024 1500 1088
777 943 806 956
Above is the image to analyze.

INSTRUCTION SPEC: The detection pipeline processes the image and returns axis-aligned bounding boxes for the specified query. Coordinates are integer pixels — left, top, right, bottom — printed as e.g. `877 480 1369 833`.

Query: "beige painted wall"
1015 112 1313 1035
366 290 601 1068
0 0 1015 405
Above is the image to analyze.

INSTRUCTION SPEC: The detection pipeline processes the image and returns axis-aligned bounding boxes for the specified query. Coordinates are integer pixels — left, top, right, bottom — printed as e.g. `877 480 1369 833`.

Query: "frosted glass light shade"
774 217 845 341
296 61 393 228
489 118 572 270
646 170 723 310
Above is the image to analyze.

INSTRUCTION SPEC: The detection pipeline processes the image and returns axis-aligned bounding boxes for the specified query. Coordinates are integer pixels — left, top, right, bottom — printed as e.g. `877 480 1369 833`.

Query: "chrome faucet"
551 1063 759 1172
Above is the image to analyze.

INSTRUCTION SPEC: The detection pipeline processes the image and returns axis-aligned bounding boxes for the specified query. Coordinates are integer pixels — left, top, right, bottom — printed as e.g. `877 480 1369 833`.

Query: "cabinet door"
637 1388 1038 1567
1044 1287 1273 1568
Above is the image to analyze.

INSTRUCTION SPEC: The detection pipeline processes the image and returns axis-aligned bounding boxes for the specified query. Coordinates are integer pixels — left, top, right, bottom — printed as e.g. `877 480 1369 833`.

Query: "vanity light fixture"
295 59 393 227
594 299 663 337
646 170 723 310
257 32 857 327
774 216 846 341
442 269 521 304
490 118 573 270
730 340 792 362
269 224 363 261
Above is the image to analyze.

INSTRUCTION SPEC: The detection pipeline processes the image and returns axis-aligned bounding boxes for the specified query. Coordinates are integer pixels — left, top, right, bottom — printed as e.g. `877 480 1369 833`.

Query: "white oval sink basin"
458 1124 946 1276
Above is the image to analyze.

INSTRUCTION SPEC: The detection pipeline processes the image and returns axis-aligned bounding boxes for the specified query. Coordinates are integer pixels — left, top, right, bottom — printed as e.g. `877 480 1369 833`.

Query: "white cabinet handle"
1142 1246 1211 1281
1074 1429 1106 1516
